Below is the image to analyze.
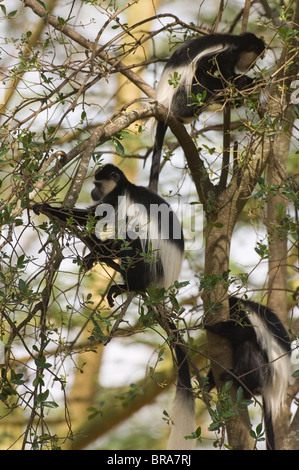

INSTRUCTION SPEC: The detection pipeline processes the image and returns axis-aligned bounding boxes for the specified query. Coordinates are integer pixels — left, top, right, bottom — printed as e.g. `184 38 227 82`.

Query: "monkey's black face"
91 179 117 203
239 33 265 55
236 33 265 72
91 164 123 203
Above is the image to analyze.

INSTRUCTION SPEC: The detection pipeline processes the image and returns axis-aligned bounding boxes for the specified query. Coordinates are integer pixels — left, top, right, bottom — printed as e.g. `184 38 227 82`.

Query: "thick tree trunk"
203 192 255 449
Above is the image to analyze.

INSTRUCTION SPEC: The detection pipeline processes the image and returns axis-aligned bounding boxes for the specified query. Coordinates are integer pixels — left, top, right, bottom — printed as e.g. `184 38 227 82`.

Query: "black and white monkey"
166 296 290 450
33 164 184 306
32 166 289 449
149 32 265 192
32 163 195 449
205 297 291 450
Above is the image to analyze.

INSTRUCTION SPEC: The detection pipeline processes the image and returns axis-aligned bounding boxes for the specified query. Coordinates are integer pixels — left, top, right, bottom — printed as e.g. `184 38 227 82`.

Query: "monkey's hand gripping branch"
32 203 122 276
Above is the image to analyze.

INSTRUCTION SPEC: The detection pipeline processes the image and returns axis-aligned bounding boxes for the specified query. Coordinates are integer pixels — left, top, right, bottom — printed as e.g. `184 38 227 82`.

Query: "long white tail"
166 337 196 450
154 309 196 450
249 311 290 420
167 388 196 450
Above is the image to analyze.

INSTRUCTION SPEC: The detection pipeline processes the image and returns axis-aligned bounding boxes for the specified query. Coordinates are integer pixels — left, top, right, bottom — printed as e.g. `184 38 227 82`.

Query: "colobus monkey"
33 164 195 449
33 164 184 306
149 32 265 192
205 297 291 450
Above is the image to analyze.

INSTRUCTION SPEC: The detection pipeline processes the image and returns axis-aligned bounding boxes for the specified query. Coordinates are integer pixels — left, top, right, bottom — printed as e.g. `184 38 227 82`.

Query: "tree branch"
23 0 156 99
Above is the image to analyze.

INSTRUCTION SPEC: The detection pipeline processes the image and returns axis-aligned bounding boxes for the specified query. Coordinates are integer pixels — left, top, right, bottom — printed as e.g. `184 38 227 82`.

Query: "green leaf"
236 386 243 402
35 355 52 369
222 381 233 393
185 426 202 441
209 422 221 431
11 370 25 386
222 410 237 419
113 139 125 155
0 149 9 159
8 10 17 18
256 422 263 435
18 279 26 293
33 374 45 387
37 389 49 403
43 401 59 408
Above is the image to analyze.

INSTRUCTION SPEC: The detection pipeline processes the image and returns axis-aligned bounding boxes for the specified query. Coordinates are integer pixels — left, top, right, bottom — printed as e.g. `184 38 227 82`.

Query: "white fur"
156 64 188 111
123 191 183 287
92 179 117 203
157 239 183 288
96 190 183 288
167 389 196 450
156 43 230 115
245 309 290 419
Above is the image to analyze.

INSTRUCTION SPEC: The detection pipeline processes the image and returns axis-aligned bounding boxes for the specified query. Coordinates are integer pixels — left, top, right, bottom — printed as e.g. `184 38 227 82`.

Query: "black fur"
33 164 184 307
149 32 265 191
206 297 290 450
33 165 190 449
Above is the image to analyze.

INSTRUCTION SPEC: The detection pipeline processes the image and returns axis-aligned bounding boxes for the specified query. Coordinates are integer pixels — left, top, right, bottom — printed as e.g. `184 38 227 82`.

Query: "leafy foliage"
0 0 298 451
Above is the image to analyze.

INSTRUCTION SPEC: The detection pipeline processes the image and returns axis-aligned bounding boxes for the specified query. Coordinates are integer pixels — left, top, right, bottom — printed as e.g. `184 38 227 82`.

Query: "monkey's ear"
110 172 121 183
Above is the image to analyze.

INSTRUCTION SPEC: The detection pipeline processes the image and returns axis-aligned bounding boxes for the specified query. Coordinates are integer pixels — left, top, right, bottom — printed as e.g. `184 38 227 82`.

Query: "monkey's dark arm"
32 203 122 274
80 235 123 274
33 203 92 226
205 321 237 344
205 319 254 347
209 52 255 93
